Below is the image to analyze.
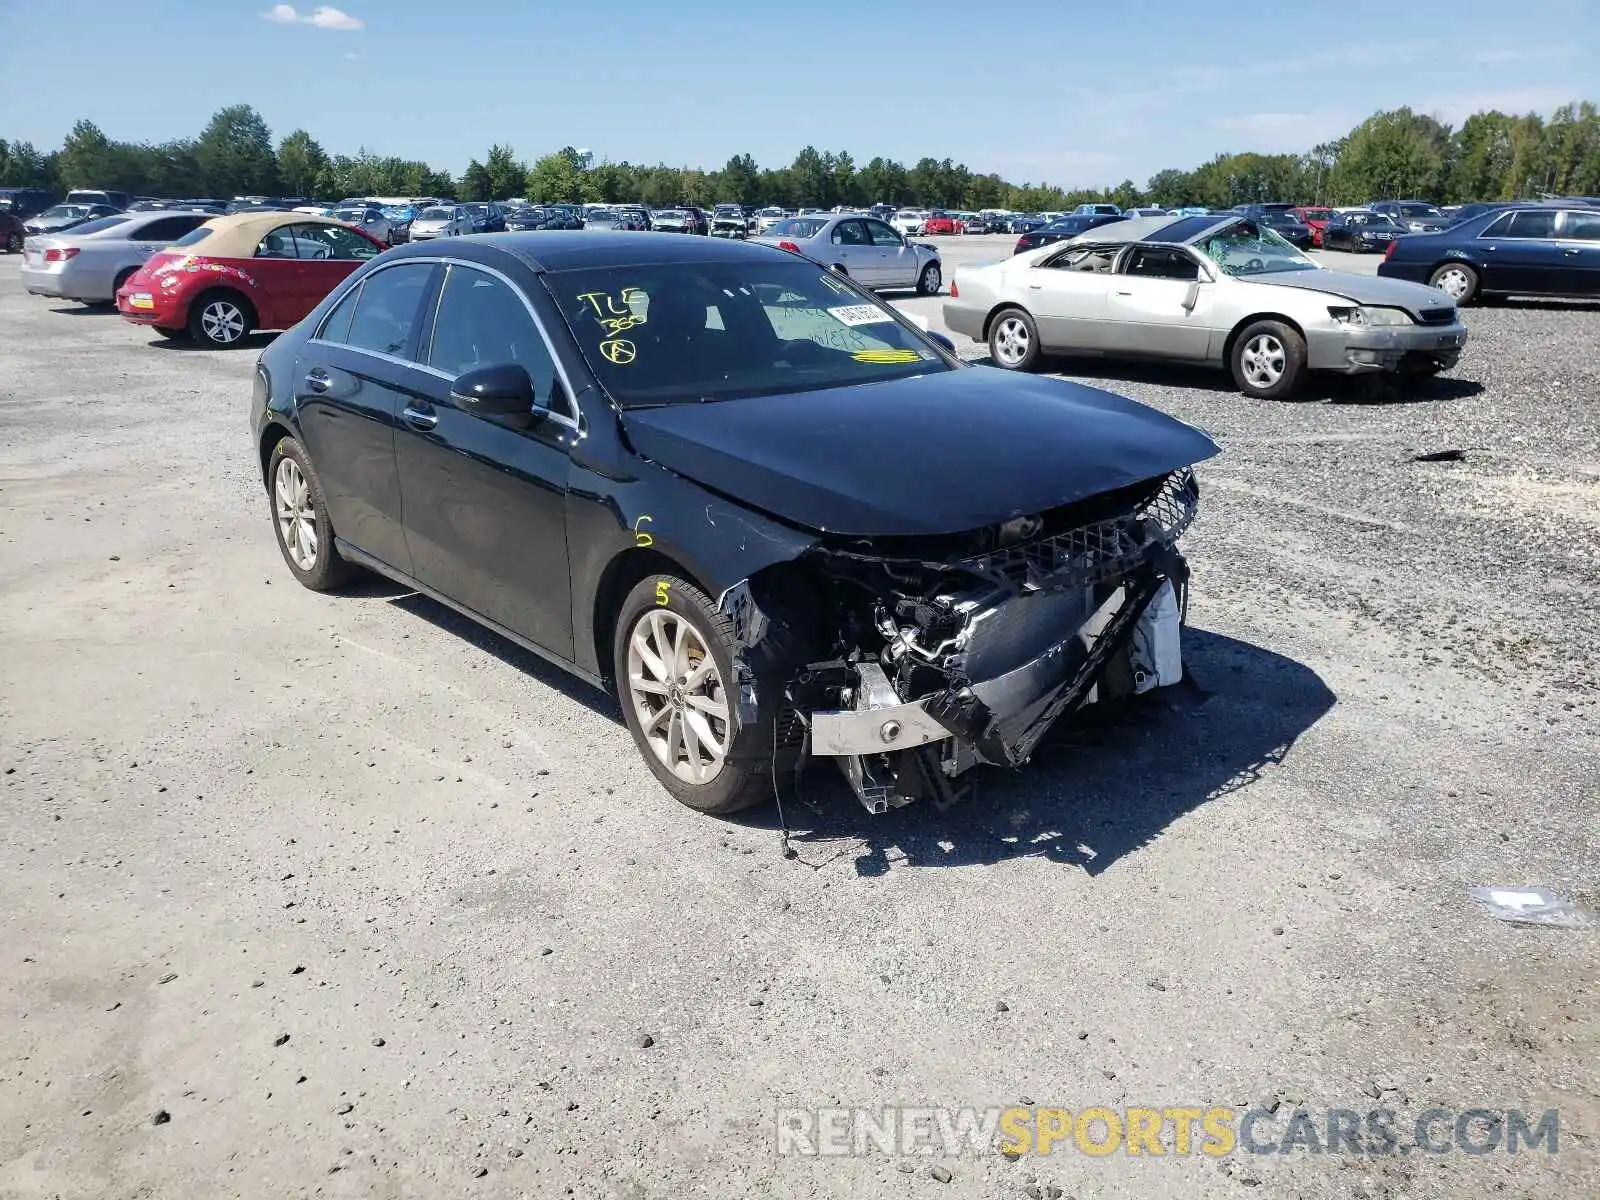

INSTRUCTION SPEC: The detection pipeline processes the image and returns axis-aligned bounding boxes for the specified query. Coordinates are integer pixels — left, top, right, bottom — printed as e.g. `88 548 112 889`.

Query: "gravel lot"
1 237 1596 1200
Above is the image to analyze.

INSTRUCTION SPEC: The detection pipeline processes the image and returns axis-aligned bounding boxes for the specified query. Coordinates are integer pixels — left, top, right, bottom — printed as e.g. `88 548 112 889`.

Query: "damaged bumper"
1306 321 1468 374
732 468 1202 814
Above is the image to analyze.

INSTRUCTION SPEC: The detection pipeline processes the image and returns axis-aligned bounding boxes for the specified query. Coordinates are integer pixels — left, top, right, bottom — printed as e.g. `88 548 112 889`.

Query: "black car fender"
564 451 817 684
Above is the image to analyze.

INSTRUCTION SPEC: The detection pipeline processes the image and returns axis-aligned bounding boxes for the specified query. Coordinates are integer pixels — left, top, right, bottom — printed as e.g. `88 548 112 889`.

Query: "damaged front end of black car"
712 468 1201 814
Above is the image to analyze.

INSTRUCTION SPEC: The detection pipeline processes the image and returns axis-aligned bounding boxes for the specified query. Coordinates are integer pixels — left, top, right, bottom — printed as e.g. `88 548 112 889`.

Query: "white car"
891 209 927 236
333 205 394 245
943 213 1469 400
408 204 475 240
20 209 210 303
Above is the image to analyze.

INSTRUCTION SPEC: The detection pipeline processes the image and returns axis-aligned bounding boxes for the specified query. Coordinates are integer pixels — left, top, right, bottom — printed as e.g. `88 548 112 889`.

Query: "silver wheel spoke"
685 691 727 722
630 675 668 696
625 606 730 786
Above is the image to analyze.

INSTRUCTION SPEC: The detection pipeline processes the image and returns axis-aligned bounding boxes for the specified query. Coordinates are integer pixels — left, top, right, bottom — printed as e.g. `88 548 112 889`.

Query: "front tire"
268 437 357 592
5 232 22 253
1230 319 1307 400
916 262 941 296
614 575 771 815
189 290 254 347
988 307 1041 370
1428 262 1479 305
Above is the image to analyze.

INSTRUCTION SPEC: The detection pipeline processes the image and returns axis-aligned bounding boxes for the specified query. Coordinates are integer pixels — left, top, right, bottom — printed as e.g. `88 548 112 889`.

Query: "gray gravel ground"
1 239 1596 1200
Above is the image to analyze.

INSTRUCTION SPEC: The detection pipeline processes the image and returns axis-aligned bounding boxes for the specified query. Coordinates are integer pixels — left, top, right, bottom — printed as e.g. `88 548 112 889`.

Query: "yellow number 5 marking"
655 580 671 607
633 514 655 548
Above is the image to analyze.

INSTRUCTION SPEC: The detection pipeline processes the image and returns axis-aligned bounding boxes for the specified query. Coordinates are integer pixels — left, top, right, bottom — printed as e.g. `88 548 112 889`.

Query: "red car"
116 212 384 346
923 211 957 235
1294 207 1333 249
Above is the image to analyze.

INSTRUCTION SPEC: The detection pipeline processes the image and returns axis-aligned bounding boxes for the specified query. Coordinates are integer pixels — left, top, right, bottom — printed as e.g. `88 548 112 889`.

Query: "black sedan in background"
250 232 1215 817
1322 211 1405 252
1378 204 1600 304
1013 212 1123 253
1255 209 1314 249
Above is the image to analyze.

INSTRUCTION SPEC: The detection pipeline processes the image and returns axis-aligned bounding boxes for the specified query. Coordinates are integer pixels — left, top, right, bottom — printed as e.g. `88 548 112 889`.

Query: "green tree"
484 143 527 198
525 147 588 203
276 130 328 198
858 157 908 205
56 120 119 188
789 146 830 207
1328 108 1450 203
460 159 493 201
0 139 55 187
195 104 278 197
719 153 761 205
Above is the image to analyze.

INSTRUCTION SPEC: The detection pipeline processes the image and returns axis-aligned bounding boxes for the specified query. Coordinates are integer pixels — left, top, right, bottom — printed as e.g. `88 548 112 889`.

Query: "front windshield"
334 209 366 221
1199 223 1317 276
551 261 950 408
768 217 826 238
1352 214 1401 229
418 207 454 220
383 205 414 220
41 205 86 219
1397 203 1443 219
1301 208 1332 221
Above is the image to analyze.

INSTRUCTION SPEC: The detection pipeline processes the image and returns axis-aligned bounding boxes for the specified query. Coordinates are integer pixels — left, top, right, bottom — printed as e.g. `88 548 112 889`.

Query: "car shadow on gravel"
731 628 1335 878
146 332 278 352
46 302 118 314
385 591 624 719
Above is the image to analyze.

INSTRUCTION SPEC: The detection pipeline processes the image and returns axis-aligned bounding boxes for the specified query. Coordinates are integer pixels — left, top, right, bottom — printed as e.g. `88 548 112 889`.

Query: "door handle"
1114 290 1132 296
303 369 330 394
402 405 438 431
1562 248 1581 256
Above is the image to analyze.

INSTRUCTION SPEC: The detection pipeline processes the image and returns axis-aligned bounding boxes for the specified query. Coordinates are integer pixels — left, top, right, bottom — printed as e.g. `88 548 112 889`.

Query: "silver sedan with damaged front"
943 214 1470 399
752 213 944 295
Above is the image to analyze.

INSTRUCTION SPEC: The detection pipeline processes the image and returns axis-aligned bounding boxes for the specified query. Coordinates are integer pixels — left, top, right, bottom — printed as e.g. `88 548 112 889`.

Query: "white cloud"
343 51 359 61
1212 109 1355 150
260 5 364 30
1417 88 1582 125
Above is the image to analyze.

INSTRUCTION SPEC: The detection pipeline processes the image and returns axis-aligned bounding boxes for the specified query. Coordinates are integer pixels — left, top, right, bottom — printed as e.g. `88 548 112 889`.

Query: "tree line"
4 101 1598 212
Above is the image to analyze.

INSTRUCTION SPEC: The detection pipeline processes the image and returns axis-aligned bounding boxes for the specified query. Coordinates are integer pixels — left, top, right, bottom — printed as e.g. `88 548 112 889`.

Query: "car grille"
956 468 1199 592
1416 307 1456 325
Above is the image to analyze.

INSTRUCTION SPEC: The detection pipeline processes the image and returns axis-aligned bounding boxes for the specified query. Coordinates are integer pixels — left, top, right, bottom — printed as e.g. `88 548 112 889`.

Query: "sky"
1 0 1596 189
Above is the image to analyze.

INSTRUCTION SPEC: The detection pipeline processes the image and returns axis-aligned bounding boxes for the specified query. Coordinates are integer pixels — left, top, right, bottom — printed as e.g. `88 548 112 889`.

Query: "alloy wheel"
920 264 941 294
993 316 1030 366
1240 334 1286 388
274 457 318 571
201 300 246 344
626 609 729 785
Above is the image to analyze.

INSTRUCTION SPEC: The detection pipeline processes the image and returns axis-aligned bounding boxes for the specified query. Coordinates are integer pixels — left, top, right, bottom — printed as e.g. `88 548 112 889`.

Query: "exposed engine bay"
719 468 1200 813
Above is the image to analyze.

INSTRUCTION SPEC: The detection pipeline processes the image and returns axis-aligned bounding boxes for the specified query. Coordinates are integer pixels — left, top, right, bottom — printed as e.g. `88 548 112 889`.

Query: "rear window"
418 207 453 220
172 226 216 247
551 260 948 408
72 215 135 236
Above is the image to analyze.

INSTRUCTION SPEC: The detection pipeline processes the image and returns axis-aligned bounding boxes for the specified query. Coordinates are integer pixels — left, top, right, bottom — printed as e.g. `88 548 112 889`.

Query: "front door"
1100 246 1213 359
1556 209 1600 296
287 222 382 326
393 263 576 659
865 218 917 289
291 261 437 574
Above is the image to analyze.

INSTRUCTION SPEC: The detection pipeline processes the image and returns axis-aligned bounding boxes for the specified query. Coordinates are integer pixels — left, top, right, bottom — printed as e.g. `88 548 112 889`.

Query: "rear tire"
988 307 1041 371
188 290 254 347
5 232 21 253
613 575 771 815
1229 319 1307 400
267 436 357 592
1428 262 1479 306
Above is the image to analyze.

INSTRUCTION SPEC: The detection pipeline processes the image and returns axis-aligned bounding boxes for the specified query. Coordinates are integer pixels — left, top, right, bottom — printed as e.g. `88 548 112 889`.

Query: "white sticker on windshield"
828 304 894 327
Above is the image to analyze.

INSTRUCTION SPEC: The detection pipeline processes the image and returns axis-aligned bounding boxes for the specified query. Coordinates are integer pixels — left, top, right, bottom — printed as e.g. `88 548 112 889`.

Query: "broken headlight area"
724 469 1201 814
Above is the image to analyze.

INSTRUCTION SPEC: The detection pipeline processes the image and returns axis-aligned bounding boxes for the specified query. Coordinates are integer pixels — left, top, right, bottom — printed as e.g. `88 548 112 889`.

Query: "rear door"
292 261 437 575
1019 243 1115 350
827 219 880 285
1555 209 1600 296
392 262 577 659
1477 209 1561 294
1100 246 1211 359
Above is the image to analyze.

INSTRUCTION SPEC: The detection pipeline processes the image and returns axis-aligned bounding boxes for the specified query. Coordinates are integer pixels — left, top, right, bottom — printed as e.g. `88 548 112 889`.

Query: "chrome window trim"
309 256 582 431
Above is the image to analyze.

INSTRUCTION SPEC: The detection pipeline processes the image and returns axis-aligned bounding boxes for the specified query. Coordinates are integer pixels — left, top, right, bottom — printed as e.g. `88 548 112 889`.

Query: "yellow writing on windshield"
852 348 921 365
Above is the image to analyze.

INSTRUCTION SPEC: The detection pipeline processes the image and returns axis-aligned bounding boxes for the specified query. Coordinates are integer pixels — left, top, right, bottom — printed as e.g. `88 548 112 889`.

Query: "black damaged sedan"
251 233 1217 816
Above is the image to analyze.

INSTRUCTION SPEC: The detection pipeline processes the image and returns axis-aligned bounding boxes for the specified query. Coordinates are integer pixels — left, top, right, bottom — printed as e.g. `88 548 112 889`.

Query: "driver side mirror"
451 363 543 430
926 331 956 355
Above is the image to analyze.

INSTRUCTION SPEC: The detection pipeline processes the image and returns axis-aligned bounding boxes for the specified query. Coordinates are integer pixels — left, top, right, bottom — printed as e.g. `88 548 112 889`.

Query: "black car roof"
384 229 791 273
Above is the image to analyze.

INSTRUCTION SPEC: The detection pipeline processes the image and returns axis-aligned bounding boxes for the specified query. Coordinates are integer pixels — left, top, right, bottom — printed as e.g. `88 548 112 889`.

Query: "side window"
1480 213 1512 237
1560 210 1600 241
344 264 433 357
139 215 205 241
1505 210 1556 239
427 266 566 415
299 223 382 261
255 225 298 258
317 282 363 344
831 219 869 246
1122 248 1199 280
866 220 903 247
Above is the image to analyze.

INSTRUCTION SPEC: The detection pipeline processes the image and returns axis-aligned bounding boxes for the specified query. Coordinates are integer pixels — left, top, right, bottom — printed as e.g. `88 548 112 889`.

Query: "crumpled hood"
621 368 1220 537
1246 268 1451 316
